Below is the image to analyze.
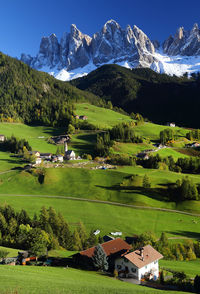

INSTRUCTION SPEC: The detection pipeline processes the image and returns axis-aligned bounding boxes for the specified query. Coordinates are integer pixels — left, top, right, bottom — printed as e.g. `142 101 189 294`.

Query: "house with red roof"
115 245 163 281
74 238 131 271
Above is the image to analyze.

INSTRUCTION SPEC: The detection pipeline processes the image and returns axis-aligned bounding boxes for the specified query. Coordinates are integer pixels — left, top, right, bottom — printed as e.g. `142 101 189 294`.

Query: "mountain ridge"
21 20 200 81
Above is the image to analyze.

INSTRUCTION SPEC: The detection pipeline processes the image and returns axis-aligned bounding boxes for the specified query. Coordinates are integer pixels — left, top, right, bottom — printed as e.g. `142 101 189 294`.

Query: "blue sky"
1 0 200 57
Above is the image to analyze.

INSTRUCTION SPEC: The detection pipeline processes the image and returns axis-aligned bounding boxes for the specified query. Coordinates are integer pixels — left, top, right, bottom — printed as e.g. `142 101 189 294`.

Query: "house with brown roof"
74 238 131 271
79 115 88 120
115 245 163 281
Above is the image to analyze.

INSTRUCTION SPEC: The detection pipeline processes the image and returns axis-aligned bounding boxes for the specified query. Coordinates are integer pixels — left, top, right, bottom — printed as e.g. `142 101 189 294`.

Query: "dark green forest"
71 64 200 128
0 52 101 126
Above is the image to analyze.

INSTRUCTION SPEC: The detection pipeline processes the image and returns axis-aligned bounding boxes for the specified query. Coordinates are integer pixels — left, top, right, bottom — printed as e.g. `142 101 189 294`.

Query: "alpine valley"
21 19 200 80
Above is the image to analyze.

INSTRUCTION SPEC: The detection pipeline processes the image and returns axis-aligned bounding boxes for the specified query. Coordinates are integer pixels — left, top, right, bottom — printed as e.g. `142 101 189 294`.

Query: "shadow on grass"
95 184 169 202
167 230 200 240
75 133 97 143
28 125 66 136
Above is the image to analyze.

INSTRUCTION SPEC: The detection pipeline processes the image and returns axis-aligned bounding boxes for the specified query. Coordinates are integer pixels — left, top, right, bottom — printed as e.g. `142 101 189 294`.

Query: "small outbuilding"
40 153 52 160
0 135 5 142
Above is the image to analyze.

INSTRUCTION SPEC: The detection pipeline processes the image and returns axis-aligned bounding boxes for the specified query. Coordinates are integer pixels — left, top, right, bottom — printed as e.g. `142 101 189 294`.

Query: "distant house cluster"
166 122 176 127
29 142 77 165
185 142 200 148
136 144 166 160
75 115 88 120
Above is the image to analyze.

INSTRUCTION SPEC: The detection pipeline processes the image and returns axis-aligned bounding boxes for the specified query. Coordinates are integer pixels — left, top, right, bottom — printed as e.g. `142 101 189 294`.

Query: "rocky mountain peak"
163 23 200 56
191 23 199 33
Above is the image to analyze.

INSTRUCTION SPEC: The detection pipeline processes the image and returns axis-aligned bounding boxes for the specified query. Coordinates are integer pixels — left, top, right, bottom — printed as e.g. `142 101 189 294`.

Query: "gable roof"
124 245 163 269
65 150 75 155
80 238 131 258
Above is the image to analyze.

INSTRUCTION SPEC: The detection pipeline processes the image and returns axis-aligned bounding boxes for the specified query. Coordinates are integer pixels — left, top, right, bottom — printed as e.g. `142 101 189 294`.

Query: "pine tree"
86 229 98 248
77 222 87 250
142 174 151 188
92 244 108 271
194 275 200 293
159 232 169 247
71 229 82 251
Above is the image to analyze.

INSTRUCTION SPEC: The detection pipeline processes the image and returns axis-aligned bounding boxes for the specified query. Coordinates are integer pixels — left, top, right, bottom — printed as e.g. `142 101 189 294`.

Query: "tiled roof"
124 245 163 269
80 238 131 258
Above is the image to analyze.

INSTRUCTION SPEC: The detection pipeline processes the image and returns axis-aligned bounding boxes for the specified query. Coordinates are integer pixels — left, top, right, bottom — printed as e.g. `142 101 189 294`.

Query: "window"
117 265 122 270
145 266 147 269
154 260 157 264
131 268 136 273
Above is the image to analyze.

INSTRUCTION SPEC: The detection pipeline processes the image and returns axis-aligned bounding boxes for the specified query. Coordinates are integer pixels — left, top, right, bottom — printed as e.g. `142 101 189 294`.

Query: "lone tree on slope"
92 244 108 271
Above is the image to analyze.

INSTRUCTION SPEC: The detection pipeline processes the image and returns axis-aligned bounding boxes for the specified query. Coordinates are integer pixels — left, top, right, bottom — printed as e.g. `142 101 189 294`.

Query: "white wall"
115 257 159 280
115 258 138 279
138 260 159 280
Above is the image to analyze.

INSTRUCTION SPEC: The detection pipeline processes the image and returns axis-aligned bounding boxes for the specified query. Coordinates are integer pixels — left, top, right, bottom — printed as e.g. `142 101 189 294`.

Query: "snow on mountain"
152 51 200 76
20 20 200 81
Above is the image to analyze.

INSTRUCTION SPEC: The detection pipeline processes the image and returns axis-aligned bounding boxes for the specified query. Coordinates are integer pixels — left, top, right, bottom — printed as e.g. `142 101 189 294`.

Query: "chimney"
140 247 144 261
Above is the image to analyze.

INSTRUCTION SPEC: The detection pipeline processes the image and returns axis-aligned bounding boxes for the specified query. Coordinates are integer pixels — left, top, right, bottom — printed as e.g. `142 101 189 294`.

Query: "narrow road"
0 170 16 175
0 193 200 217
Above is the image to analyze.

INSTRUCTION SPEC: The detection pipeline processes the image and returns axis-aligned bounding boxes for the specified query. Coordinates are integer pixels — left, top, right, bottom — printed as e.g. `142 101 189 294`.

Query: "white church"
64 142 76 160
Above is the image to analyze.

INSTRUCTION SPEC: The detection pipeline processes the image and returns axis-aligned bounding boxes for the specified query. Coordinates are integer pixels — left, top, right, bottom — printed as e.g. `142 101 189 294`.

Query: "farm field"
0 195 200 239
160 259 200 278
0 122 64 153
0 151 23 172
1 166 200 213
75 103 132 129
0 265 190 294
134 122 188 141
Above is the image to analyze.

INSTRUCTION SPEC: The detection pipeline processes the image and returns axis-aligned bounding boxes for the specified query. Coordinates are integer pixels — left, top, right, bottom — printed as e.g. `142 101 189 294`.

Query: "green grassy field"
75 103 132 129
0 151 23 172
1 166 200 213
0 265 190 294
0 123 64 153
134 122 188 141
160 259 200 278
0 195 200 239
0 246 19 257
70 131 97 156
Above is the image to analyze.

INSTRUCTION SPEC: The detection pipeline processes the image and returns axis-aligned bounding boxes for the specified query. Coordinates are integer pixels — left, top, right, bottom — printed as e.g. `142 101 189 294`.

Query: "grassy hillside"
75 103 132 129
1 166 200 213
71 64 200 128
0 195 200 239
160 259 200 278
0 266 186 294
0 123 64 153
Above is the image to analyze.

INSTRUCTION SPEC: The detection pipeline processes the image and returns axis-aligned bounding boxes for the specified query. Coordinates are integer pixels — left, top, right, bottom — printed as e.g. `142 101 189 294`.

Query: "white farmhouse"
35 157 42 165
115 245 163 281
57 155 64 162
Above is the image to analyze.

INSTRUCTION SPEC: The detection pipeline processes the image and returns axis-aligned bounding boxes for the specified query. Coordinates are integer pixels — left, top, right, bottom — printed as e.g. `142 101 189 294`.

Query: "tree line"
0 204 100 256
95 123 143 157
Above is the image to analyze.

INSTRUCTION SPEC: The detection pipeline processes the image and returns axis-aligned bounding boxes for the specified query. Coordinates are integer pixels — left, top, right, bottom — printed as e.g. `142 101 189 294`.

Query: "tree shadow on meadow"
95 184 170 202
166 230 200 240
